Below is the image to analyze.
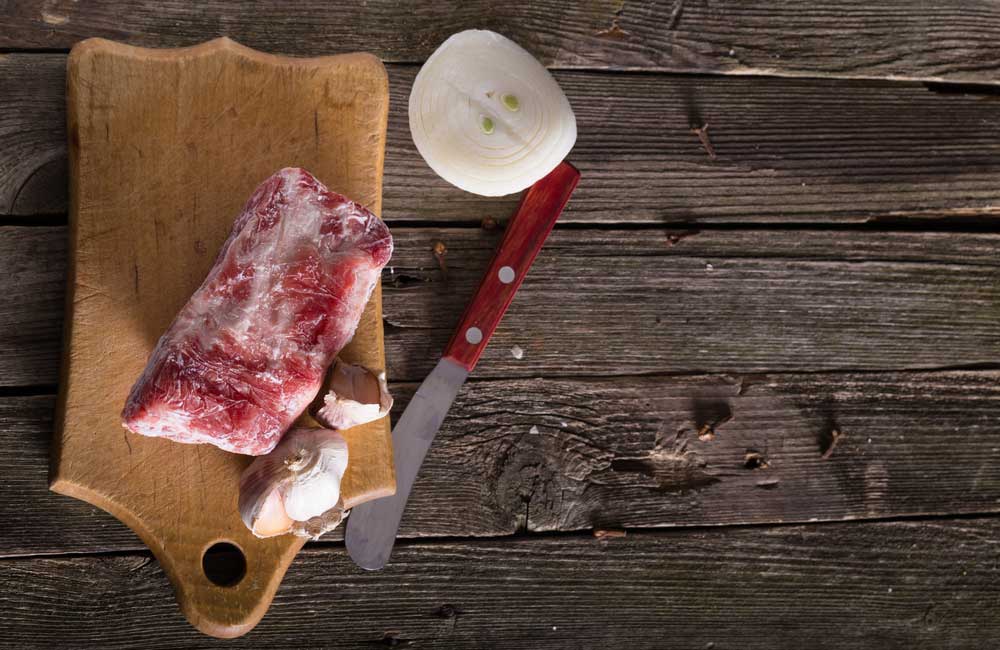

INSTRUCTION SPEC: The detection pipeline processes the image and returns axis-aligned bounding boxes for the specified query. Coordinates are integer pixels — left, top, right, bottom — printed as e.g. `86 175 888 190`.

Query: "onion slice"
409 30 577 197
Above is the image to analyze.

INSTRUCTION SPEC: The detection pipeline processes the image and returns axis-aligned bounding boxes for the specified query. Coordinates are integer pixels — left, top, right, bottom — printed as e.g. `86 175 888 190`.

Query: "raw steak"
122 168 393 455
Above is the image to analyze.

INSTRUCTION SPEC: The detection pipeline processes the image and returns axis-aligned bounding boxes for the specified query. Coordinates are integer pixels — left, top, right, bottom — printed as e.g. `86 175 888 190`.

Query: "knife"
345 161 581 570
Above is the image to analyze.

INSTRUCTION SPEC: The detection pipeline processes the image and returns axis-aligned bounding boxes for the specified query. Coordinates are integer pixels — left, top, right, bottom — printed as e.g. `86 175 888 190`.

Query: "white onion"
409 30 577 197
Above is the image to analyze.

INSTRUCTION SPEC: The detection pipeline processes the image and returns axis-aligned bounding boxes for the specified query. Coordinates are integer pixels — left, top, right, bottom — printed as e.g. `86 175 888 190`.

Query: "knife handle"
442 161 580 372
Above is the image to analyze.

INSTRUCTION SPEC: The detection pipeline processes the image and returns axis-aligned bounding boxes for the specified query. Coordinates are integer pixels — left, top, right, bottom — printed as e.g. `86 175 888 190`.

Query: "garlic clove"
239 427 349 539
239 452 291 537
251 488 295 538
315 359 393 430
283 465 342 521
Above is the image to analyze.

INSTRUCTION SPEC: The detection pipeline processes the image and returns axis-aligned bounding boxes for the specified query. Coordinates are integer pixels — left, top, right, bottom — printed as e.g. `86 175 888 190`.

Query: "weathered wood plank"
0 55 66 216
5 0 1000 84
5 368 1000 554
0 227 66 385
0 395 143 556
4 226 998 386
6 55 1000 222
389 370 1000 538
2 519 998 648
382 228 1000 379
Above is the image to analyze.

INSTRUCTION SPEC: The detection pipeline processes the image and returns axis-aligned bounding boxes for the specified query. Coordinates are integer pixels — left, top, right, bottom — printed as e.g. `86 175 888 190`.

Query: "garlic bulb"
409 29 577 197
315 359 393 430
239 428 348 539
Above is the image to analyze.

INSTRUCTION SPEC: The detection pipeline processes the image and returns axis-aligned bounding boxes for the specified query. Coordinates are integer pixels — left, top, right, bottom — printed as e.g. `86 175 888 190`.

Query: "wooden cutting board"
52 37 395 638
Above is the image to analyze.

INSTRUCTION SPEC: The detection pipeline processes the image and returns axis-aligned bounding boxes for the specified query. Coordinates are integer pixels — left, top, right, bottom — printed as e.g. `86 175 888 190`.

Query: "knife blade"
345 161 581 570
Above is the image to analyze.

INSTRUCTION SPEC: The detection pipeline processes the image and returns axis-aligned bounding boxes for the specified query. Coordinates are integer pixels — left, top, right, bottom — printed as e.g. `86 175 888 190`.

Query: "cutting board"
52 37 395 638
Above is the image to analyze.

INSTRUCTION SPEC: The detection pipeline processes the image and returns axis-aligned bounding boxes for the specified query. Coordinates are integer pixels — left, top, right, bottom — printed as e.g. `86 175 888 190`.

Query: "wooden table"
2 3 1000 648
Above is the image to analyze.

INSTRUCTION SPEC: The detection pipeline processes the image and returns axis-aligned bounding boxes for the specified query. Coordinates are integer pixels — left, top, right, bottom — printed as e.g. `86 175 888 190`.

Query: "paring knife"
346 161 581 570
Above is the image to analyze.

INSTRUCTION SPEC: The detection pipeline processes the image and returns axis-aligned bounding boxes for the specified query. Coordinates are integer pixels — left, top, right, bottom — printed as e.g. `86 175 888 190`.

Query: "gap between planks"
5 509 1000 562
6 216 1000 234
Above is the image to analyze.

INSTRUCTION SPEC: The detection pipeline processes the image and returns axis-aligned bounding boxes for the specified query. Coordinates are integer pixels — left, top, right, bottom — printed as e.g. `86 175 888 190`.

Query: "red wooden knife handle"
442 161 580 372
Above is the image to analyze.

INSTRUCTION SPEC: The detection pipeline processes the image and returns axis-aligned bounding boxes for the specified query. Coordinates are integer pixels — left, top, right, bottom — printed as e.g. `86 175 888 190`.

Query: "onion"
409 30 577 197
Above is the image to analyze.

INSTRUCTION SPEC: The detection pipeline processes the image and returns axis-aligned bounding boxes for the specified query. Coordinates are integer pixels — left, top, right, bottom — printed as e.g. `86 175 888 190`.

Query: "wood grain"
0 226 66 387
2 518 999 648
0 54 66 216
395 370 1000 537
5 226 998 387
383 228 1000 379
54 38 392 638
7 56 1000 223
5 368 1000 555
5 0 1000 83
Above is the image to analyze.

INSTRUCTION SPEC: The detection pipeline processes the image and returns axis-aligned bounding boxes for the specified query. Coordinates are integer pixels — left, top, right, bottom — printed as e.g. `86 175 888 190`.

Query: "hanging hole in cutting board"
202 541 247 587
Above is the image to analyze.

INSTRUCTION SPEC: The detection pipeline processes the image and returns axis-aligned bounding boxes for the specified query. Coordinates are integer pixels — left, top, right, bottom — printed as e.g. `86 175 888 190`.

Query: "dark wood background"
2 1 1000 648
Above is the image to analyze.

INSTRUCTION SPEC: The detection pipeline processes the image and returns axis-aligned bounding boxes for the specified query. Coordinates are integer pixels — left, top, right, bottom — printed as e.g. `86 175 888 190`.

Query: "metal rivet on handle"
465 327 483 344
498 266 516 284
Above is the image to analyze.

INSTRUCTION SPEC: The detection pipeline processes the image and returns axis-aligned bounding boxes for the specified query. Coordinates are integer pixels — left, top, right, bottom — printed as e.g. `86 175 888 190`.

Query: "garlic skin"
315 359 393 430
409 29 577 197
291 502 348 539
239 428 348 539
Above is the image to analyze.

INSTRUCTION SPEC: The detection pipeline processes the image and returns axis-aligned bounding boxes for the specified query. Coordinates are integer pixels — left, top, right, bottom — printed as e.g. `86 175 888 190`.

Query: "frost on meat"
121 168 393 455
